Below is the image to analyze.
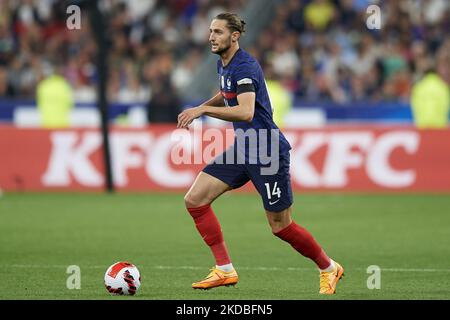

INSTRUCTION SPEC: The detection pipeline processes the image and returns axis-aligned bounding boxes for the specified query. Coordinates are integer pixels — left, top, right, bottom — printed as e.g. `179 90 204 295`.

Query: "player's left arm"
177 92 255 128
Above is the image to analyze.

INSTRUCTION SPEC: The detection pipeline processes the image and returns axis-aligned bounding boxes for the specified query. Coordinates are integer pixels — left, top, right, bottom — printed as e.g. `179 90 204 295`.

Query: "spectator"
411 69 450 128
0 66 13 96
146 75 181 123
36 65 74 128
304 0 336 31
265 66 292 129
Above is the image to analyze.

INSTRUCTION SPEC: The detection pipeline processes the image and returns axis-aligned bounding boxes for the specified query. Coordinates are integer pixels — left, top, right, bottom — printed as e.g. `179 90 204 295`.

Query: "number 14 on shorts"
265 182 281 205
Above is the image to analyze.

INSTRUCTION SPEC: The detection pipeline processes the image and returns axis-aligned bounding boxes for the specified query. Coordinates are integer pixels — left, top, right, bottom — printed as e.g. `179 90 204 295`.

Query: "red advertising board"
1 125 449 192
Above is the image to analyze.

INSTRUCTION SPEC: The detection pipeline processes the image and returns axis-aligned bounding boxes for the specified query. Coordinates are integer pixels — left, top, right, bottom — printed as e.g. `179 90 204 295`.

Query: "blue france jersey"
217 48 291 162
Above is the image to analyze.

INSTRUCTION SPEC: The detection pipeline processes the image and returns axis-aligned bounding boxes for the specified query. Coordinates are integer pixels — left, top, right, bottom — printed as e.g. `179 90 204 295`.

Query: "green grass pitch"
1 192 449 300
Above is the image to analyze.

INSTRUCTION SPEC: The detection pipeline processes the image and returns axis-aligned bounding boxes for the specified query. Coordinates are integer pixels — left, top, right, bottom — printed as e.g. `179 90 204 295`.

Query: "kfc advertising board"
1 125 449 192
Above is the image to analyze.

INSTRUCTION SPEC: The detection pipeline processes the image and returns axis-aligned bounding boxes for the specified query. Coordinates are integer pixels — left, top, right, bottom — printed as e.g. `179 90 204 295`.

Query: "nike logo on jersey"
269 199 280 205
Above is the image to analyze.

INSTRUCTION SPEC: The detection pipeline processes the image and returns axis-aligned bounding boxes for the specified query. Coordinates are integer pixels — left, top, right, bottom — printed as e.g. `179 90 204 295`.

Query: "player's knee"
269 220 291 234
184 191 207 208
267 209 292 233
184 192 197 208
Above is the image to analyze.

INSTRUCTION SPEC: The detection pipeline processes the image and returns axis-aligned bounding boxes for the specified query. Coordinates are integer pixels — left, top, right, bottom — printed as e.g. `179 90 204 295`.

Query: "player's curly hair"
215 13 246 34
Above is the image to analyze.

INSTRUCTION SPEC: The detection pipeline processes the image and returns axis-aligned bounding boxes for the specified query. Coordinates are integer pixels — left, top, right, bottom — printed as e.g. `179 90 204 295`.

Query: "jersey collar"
221 48 242 69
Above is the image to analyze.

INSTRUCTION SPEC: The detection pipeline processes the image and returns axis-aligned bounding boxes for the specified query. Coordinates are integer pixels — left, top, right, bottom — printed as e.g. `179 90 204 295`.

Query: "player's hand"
177 106 204 129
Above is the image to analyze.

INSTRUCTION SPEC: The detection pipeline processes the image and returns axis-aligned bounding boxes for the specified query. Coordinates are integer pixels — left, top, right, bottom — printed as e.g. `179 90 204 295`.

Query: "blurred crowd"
0 0 243 122
0 0 449 111
251 0 449 104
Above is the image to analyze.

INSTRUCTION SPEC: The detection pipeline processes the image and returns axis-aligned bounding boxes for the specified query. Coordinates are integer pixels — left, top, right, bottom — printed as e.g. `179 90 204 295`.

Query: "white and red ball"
104 261 141 296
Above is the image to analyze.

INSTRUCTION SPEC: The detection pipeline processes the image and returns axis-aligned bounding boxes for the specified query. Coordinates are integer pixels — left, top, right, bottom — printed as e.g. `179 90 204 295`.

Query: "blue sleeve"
233 61 259 92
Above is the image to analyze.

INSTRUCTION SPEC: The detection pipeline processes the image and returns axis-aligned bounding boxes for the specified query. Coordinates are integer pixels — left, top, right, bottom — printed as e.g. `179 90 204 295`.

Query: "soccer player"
177 13 344 294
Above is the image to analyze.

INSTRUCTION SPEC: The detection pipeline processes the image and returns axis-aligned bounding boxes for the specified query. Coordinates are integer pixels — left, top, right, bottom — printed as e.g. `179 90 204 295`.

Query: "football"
104 261 141 296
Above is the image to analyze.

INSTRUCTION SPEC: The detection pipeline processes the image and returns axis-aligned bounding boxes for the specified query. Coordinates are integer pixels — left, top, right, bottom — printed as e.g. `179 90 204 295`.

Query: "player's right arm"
177 92 254 128
199 91 225 107
177 92 225 128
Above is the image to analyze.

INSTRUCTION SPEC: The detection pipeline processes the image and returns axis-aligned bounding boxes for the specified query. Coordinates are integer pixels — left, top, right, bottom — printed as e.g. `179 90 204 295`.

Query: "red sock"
274 221 331 269
187 204 231 266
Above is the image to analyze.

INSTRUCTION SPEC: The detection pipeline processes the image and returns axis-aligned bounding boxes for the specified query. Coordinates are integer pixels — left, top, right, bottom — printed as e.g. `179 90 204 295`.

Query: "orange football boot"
192 267 238 290
319 261 345 294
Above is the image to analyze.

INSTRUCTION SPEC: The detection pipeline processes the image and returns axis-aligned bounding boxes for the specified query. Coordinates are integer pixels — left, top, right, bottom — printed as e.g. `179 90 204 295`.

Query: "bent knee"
184 191 209 209
269 220 291 234
267 208 292 233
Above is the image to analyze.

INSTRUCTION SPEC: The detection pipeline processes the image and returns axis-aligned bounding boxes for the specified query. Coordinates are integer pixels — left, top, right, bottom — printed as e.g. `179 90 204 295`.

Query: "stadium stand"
250 0 449 105
0 0 448 125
